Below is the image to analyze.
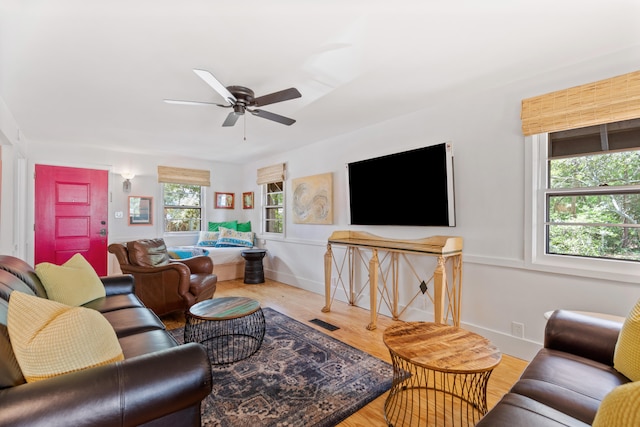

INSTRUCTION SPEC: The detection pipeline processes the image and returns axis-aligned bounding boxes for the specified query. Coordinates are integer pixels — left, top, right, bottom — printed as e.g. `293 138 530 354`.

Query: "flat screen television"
346 142 455 226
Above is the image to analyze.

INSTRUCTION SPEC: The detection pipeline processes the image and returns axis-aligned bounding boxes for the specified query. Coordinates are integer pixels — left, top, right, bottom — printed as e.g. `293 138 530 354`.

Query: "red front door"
34 165 109 275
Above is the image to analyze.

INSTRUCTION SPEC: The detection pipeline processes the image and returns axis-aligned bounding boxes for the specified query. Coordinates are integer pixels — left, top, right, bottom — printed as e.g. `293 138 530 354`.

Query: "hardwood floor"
162 278 528 426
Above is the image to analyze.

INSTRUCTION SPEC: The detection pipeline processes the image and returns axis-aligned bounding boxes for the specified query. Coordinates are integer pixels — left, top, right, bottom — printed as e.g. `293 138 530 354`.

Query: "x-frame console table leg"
322 231 463 330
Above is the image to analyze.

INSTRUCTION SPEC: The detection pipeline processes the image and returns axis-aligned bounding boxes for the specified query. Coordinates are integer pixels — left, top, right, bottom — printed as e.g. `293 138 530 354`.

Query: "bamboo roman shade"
521 70 640 136
157 166 211 186
256 163 285 185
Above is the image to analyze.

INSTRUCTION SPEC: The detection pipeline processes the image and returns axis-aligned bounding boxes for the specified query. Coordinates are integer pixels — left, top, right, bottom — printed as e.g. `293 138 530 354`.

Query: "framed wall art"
242 191 254 209
129 196 153 225
215 192 235 209
292 172 333 224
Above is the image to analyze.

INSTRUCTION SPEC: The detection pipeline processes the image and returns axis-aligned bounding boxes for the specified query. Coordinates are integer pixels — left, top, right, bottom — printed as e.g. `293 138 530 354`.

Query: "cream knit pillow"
35 253 105 306
8 291 123 382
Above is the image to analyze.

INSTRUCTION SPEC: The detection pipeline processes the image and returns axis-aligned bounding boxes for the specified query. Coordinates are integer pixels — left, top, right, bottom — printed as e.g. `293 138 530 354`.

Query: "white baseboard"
265 269 541 361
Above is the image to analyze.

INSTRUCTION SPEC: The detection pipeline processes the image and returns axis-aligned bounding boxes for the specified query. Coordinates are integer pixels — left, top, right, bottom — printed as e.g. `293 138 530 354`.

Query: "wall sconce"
121 172 135 193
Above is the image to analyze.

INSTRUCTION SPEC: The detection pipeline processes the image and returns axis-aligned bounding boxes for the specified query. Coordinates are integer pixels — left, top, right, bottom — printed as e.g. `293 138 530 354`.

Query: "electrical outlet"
511 321 525 338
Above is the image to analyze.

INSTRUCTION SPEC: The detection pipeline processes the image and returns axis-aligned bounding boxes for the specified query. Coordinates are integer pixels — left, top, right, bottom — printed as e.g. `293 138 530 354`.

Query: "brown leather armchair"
108 238 217 316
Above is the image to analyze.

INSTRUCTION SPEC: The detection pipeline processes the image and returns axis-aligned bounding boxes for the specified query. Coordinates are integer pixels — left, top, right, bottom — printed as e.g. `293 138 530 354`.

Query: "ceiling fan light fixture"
172 69 300 127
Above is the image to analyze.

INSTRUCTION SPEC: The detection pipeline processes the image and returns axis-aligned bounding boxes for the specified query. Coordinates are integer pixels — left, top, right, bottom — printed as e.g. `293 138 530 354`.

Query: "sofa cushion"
35 253 106 306
614 298 640 381
101 307 166 338
512 348 629 425
7 292 123 382
82 293 144 313
476 393 590 427
592 380 640 427
118 329 179 358
0 299 26 388
127 239 170 267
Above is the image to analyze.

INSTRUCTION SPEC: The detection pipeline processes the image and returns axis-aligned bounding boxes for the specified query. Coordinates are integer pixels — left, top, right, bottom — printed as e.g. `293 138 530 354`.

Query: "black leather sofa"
0 255 212 427
477 309 629 426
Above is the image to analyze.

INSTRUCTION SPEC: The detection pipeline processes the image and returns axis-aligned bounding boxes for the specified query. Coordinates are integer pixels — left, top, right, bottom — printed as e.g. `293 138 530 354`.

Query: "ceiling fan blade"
222 112 241 127
164 99 229 107
193 69 237 105
253 88 301 107
249 109 296 126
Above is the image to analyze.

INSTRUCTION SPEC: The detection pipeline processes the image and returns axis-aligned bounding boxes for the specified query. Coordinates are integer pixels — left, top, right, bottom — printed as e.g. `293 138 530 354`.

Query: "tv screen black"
347 142 455 226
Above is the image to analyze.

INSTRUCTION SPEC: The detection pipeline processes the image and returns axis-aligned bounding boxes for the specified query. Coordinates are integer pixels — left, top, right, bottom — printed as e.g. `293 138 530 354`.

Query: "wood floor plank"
162 279 528 426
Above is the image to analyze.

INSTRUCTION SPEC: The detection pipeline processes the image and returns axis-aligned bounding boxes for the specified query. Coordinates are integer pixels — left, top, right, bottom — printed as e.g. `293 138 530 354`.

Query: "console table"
322 231 463 330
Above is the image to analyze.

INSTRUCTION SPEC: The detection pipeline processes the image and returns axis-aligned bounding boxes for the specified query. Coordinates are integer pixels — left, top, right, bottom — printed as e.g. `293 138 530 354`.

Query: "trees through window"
545 119 640 261
163 183 202 232
263 181 284 234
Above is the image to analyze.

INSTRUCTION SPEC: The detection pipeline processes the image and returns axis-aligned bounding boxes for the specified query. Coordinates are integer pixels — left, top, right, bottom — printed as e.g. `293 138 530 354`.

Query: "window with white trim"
538 118 640 262
163 183 203 232
262 181 284 234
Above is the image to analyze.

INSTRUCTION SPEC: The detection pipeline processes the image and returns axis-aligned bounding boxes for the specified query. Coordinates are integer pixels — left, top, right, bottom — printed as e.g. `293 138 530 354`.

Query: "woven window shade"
521 70 640 136
157 166 210 186
256 163 285 185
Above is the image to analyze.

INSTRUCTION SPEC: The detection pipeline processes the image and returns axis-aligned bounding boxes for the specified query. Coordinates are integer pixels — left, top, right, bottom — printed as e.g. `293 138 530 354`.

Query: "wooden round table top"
188 297 261 320
383 322 502 373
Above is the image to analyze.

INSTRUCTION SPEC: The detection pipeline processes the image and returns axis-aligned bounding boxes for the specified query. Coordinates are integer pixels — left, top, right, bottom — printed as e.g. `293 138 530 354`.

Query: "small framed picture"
242 192 254 209
128 196 153 225
215 192 235 209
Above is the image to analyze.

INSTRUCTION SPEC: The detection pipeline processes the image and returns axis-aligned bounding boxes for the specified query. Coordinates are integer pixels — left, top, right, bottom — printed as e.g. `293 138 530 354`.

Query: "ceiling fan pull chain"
244 114 247 141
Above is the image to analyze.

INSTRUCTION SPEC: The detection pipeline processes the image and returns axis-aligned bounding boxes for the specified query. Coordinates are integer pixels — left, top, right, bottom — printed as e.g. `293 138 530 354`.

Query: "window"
541 118 640 262
263 181 284 234
163 183 202 232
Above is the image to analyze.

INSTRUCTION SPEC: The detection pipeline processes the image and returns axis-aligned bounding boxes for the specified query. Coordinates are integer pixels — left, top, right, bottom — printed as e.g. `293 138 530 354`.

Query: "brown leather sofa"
477 310 629 426
0 255 212 427
109 238 217 316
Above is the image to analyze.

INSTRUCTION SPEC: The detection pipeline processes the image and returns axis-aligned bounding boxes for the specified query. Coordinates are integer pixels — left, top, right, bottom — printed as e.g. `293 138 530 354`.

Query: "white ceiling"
1 0 639 164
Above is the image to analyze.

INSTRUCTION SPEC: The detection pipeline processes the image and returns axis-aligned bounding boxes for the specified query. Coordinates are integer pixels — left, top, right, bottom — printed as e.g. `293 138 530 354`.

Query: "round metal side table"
185 296 265 365
383 322 502 427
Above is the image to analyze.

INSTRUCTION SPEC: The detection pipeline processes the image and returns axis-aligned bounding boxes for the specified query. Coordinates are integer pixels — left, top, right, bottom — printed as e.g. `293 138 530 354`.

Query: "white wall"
2 47 639 361
245 49 640 361
15 140 252 271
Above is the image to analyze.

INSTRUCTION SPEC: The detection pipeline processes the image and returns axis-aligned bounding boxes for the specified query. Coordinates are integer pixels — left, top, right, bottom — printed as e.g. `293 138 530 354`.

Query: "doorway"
34 165 109 275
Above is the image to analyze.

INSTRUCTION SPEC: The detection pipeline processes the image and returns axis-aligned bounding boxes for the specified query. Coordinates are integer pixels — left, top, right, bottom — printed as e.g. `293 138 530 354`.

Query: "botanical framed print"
242 192 254 209
129 196 153 225
215 192 235 209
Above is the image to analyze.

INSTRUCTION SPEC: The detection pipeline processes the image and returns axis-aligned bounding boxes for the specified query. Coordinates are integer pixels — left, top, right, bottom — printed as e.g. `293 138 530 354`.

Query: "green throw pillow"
237 221 252 232
208 221 238 232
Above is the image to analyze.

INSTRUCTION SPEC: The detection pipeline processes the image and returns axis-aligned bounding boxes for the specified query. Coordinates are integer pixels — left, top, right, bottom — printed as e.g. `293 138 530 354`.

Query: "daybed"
168 245 247 281
0 255 212 427
477 309 635 426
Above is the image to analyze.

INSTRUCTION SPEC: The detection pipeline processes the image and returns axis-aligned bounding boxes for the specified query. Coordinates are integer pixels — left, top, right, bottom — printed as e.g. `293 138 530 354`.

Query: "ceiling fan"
165 69 301 127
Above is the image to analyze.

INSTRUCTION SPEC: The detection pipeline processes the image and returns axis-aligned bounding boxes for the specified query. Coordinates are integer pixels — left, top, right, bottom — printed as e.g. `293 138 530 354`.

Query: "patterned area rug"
170 307 393 427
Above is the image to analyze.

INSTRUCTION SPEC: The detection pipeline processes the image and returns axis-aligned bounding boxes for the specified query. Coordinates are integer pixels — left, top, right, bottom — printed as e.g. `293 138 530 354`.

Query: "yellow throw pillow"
35 253 106 306
7 291 123 382
614 299 640 381
593 381 640 427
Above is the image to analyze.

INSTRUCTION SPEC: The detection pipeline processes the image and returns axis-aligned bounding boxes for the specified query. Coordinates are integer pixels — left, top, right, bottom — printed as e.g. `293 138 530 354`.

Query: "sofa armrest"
0 343 212 427
544 309 623 366
100 274 135 296
173 255 213 274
